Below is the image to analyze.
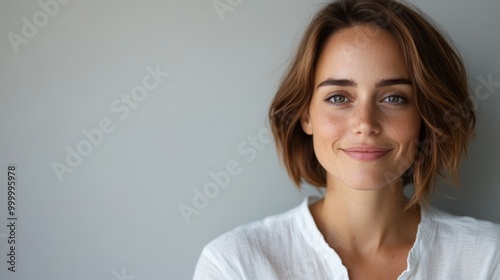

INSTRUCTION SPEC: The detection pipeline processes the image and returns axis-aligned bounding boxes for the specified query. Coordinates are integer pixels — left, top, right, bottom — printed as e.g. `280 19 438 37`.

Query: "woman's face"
301 25 421 191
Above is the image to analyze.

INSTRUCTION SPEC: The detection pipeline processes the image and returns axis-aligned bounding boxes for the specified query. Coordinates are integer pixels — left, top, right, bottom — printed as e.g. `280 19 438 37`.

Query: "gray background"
0 0 498 279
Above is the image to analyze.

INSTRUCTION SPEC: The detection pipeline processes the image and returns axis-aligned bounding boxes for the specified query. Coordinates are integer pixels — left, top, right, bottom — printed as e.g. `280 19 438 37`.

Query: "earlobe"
301 113 313 135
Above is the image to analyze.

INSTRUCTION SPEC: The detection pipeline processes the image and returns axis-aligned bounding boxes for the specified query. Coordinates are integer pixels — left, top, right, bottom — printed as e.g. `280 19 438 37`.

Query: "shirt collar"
295 196 437 277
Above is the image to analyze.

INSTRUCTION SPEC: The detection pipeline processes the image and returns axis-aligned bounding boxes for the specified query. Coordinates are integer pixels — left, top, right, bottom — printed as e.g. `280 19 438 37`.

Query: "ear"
300 110 313 135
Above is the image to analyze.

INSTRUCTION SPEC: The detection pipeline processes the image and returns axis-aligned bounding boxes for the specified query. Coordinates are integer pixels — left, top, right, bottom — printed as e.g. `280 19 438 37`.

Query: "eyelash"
384 94 407 106
325 93 407 107
327 95 349 105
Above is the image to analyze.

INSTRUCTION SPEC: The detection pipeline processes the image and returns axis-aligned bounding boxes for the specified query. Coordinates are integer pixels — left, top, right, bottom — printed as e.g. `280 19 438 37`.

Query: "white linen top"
193 196 500 279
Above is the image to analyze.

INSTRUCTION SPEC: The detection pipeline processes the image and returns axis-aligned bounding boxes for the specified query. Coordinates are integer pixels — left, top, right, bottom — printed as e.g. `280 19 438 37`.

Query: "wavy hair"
268 0 476 209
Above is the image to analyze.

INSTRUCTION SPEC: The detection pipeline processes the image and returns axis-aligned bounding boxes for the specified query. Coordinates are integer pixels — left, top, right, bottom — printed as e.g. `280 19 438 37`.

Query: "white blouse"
193 196 500 279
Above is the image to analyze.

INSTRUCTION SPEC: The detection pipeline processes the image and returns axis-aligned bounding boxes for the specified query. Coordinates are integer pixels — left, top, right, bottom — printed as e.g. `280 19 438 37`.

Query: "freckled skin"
301 25 421 191
304 25 422 280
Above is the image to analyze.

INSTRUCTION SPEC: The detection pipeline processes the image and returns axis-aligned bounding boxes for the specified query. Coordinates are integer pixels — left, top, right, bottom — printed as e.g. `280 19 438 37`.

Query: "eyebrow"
316 78 412 88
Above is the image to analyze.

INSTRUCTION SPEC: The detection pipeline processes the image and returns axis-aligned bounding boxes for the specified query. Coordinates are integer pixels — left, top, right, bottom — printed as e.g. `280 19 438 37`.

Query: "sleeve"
487 225 500 279
192 243 241 280
192 226 265 279
490 257 500 280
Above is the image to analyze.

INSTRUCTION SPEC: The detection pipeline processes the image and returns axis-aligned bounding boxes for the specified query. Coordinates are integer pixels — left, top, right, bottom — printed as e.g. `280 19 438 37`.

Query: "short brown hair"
268 0 475 208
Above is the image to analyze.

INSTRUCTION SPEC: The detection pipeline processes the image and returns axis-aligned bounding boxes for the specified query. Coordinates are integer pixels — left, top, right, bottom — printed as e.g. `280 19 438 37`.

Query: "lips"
341 146 392 161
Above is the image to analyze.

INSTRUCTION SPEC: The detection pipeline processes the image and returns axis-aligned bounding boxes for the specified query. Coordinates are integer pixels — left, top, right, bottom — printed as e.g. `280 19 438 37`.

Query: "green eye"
383 95 406 105
330 95 348 103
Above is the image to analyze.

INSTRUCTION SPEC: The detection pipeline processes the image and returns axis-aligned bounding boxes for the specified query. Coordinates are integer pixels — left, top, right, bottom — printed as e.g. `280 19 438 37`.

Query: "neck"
310 180 420 256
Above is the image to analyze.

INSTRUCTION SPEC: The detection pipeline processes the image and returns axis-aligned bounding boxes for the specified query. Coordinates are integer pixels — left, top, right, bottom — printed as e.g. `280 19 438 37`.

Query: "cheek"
311 111 346 141
309 112 347 168
391 113 422 151
406 112 422 139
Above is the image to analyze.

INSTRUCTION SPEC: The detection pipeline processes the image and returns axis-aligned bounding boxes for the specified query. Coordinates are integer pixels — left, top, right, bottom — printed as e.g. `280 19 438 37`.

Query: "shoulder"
408 208 500 278
425 207 500 263
428 207 500 243
193 198 310 279
204 200 305 256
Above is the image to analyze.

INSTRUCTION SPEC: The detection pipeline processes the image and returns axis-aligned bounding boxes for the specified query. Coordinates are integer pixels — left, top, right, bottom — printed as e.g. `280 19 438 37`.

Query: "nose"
351 101 382 136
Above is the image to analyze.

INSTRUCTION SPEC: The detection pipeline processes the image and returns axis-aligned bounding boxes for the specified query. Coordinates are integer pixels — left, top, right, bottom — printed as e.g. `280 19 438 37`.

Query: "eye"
327 94 350 105
382 94 406 106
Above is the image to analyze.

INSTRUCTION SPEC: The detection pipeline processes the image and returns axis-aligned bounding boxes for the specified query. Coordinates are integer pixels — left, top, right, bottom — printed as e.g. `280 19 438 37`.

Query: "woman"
194 0 500 279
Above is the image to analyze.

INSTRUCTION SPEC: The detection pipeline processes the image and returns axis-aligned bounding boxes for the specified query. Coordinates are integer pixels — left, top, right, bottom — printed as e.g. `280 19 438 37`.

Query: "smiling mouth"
341 147 392 161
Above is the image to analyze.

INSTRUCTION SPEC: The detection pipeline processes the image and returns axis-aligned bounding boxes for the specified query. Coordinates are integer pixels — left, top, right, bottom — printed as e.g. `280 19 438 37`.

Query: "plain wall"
0 0 498 279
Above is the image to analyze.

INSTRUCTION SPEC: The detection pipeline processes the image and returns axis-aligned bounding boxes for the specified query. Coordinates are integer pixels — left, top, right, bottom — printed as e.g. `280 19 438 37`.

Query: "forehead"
315 25 409 82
